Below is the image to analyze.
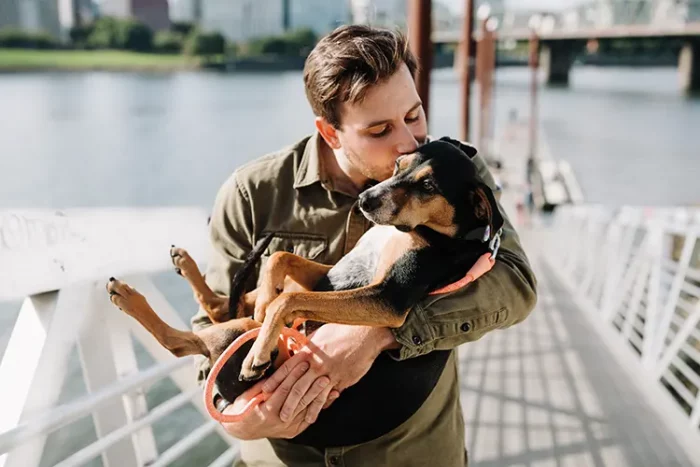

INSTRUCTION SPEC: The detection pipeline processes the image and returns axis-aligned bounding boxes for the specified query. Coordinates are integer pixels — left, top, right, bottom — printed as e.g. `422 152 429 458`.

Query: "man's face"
334 63 428 183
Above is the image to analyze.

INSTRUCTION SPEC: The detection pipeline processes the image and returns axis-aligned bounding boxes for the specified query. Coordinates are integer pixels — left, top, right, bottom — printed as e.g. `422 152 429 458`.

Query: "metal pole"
459 0 475 141
408 0 433 123
528 29 540 160
476 17 489 153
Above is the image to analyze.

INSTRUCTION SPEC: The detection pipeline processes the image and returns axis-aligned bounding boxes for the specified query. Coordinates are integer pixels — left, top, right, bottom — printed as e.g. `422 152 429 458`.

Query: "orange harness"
204 231 502 423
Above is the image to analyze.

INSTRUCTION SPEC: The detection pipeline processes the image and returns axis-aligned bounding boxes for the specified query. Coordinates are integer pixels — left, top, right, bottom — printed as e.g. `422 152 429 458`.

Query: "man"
191 25 537 466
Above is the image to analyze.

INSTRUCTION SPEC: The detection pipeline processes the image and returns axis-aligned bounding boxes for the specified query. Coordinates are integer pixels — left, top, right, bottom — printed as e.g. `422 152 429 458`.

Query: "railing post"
476 14 495 155
459 0 475 142
0 291 73 467
77 282 150 467
408 0 432 123
528 29 540 160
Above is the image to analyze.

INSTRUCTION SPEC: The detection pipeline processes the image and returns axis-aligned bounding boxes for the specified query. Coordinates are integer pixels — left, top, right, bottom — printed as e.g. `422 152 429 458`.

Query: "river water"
0 65 698 466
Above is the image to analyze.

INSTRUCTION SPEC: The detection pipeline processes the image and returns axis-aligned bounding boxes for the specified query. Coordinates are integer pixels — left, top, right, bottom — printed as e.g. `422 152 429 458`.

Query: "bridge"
431 1 700 93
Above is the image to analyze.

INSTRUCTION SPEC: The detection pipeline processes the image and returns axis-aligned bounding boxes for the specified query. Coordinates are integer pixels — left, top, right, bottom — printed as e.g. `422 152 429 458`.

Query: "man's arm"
191 171 256 386
388 152 538 361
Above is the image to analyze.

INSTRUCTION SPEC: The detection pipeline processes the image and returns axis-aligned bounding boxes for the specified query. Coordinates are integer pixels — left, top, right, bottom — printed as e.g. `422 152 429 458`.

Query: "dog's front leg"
254 252 333 323
240 285 407 381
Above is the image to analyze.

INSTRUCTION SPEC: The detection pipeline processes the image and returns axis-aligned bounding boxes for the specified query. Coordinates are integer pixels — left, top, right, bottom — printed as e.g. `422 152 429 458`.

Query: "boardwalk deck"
458 233 696 467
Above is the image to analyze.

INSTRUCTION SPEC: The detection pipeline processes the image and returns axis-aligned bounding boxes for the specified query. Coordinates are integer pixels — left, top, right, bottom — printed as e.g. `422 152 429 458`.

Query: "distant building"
202 0 284 42
169 0 199 23
0 0 62 37
288 0 351 35
351 0 405 28
96 0 170 31
652 0 700 26
350 0 458 33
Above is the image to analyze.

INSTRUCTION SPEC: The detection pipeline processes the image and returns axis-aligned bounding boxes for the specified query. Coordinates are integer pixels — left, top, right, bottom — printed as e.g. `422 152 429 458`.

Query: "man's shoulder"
234 135 311 187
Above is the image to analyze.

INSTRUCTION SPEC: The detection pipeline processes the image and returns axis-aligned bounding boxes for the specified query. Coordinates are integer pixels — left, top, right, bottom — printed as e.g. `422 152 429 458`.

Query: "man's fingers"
264 360 309 412
322 389 340 409
289 376 331 421
263 353 306 394
306 384 335 423
280 370 324 422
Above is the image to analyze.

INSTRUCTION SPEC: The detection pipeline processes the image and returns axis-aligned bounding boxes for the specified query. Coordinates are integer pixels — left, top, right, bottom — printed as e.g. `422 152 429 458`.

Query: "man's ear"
438 136 478 159
315 117 341 150
472 183 504 237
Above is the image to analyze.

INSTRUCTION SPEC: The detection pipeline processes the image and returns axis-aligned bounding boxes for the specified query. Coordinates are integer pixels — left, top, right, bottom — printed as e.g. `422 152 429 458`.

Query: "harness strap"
204 323 308 423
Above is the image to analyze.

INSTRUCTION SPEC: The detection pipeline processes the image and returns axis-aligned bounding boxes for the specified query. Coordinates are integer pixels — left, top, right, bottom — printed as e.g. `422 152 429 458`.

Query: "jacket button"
329 455 340 465
412 335 422 345
461 322 471 332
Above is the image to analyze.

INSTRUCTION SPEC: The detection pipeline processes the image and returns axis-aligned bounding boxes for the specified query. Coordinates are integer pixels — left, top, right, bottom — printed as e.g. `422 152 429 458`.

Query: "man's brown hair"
303 24 418 128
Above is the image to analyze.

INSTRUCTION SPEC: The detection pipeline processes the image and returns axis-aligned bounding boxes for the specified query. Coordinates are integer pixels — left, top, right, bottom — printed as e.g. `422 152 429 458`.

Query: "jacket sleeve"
191 172 256 386
388 153 538 361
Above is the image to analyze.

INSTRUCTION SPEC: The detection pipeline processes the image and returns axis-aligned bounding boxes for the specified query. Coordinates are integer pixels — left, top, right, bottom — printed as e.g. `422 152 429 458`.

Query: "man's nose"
394 124 419 155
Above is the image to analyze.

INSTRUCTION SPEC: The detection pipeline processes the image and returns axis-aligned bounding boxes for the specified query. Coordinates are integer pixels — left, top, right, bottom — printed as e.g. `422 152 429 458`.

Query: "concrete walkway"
457 234 695 467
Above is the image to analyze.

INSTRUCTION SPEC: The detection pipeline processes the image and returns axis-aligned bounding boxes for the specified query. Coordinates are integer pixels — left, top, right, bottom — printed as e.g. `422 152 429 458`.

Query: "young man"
191 25 537 466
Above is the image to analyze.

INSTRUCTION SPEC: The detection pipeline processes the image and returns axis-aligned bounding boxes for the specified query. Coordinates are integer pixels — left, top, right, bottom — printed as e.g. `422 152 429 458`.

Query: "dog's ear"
438 136 478 159
469 183 504 239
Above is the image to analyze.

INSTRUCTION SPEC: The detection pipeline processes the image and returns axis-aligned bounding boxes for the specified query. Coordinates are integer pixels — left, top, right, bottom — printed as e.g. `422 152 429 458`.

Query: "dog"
106 137 505 407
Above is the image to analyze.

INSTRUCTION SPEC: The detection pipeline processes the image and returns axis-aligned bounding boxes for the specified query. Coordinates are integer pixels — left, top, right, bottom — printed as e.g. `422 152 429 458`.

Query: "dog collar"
428 227 502 295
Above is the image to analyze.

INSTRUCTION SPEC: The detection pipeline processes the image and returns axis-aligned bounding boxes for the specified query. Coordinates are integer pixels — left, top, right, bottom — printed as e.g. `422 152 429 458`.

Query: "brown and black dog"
106 137 504 406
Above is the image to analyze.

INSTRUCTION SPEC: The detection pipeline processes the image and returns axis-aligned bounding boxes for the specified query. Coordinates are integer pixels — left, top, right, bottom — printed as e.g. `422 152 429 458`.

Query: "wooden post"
476 17 494 154
459 0 475 141
408 0 433 123
528 29 540 159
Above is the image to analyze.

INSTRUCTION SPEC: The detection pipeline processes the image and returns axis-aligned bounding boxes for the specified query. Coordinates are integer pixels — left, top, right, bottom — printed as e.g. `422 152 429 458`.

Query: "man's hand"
261 324 400 424
220 360 334 440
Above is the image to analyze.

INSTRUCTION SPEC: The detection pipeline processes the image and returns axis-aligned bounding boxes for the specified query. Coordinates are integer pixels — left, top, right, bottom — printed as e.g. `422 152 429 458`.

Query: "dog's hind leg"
170 246 231 323
107 277 211 358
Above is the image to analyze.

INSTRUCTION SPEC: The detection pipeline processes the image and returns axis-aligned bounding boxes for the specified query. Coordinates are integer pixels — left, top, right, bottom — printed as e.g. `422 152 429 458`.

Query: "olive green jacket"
191 132 537 384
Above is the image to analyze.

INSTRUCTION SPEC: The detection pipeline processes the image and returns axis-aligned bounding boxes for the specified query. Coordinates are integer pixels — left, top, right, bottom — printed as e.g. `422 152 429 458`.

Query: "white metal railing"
543 204 700 446
0 208 238 467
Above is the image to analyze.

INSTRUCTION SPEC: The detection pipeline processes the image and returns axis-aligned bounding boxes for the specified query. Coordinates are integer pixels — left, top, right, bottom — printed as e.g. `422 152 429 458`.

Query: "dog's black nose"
359 194 382 213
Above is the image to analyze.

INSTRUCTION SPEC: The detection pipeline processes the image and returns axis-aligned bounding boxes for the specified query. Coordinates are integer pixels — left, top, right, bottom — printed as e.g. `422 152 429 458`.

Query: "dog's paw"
239 351 272 382
106 278 149 317
170 246 199 278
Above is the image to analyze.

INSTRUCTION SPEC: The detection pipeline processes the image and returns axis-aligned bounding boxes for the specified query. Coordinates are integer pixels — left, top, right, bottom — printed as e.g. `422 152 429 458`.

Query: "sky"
440 0 584 14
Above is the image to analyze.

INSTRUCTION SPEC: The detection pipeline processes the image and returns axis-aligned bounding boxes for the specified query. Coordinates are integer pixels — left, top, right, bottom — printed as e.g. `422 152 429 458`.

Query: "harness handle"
204 321 308 423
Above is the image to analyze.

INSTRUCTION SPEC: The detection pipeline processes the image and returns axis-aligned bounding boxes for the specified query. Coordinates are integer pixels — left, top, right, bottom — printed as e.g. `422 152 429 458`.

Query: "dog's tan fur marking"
474 187 494 236
107 279 212 358
372 231 427 283
392 194 457 237
398 153 417 171
413 166 433 181
171 246 231 322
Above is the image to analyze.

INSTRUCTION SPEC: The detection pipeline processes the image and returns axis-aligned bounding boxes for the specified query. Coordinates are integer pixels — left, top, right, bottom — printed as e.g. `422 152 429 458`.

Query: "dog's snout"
359 194 382 213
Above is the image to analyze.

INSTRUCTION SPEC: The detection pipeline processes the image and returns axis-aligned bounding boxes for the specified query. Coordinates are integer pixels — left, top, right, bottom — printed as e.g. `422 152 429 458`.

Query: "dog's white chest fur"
319 225 396 291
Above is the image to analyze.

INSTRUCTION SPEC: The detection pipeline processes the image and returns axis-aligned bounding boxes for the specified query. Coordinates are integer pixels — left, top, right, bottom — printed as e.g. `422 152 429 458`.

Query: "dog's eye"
421 179 436 193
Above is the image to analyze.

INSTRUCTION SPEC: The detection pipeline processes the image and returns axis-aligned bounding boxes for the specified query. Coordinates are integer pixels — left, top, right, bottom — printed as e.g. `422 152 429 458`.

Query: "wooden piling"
459 0 475 141
408 0 433 123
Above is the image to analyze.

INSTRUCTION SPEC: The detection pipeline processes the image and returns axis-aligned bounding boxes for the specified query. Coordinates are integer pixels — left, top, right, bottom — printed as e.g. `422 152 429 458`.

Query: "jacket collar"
293 132 325 189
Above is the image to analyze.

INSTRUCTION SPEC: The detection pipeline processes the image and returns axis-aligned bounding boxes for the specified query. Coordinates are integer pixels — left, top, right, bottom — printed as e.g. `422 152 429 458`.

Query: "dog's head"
358 137 504 241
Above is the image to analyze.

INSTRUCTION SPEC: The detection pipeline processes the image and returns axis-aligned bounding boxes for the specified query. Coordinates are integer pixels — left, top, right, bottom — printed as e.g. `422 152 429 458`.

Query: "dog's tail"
228 232 275 320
